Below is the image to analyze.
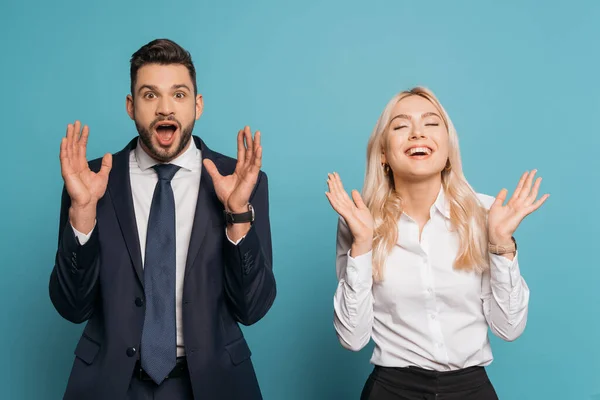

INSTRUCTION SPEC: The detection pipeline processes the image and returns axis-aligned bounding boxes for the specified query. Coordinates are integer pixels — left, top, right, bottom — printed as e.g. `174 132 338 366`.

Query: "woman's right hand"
325 172 374 256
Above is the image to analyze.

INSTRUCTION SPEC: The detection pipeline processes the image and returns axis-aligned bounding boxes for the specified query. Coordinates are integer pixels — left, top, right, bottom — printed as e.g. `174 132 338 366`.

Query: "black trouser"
361 365 499 400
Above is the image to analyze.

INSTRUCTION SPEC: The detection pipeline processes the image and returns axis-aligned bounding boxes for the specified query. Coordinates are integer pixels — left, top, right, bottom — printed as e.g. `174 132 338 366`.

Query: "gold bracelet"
488 236 517 255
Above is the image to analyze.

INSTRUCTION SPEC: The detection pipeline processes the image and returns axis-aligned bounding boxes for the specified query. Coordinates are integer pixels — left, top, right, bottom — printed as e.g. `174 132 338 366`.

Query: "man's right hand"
60 121 112 234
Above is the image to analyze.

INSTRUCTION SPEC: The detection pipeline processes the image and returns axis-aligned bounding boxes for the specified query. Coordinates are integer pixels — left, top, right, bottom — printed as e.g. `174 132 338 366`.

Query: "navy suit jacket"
49 136 276 399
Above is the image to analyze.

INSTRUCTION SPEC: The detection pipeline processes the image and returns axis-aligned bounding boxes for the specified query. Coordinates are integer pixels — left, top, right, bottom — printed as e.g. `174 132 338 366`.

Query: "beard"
135 115 195 163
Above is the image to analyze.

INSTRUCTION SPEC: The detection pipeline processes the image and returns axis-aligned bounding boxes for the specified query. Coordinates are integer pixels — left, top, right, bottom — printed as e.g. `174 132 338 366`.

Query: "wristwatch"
224 203 255 225
488 236 517 255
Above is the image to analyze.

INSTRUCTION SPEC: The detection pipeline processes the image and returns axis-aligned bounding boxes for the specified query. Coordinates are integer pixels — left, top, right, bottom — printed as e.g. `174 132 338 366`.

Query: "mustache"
149 116 182 131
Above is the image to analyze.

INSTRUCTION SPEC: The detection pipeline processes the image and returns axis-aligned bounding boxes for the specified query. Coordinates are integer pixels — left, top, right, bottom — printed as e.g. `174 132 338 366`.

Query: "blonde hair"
363 87 489 281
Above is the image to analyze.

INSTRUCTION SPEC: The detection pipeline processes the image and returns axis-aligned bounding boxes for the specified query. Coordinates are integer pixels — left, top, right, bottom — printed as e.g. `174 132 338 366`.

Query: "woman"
325 87 548 400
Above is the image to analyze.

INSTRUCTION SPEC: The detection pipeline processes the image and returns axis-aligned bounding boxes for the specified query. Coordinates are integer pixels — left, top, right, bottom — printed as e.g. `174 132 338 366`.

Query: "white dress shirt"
333 188 530 371
73 139 203 357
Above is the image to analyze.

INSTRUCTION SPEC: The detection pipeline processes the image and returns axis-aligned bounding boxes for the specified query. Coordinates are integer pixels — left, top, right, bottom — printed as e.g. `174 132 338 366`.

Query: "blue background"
1 1 599 399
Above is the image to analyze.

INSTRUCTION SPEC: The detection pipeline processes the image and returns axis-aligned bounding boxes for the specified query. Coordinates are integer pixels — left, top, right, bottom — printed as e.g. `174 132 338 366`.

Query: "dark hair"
130 38 197 97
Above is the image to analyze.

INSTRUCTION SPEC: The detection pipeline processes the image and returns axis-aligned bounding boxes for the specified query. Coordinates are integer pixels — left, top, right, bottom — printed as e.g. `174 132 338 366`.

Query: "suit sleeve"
49 186 101 324
223 171 276 326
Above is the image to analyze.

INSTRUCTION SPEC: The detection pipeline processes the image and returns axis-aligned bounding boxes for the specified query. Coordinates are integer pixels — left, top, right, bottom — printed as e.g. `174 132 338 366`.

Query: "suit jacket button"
126 347 137 357
135 297 144 307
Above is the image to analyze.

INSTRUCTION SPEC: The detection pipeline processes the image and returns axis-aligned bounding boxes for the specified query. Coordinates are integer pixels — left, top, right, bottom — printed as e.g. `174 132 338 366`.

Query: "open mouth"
154 121 179 146
405 146 433 158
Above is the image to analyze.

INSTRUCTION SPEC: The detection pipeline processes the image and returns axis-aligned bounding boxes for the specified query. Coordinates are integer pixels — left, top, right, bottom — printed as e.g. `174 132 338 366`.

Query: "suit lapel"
184 137 221 278
108 138 144 288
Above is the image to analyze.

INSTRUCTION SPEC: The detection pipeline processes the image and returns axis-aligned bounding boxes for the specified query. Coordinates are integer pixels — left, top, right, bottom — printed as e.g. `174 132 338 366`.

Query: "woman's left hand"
488 170 549 245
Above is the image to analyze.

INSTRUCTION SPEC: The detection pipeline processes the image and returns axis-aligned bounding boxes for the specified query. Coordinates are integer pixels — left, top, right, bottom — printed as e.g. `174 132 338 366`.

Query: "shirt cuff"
225 227 245 246
346 250 373 289
489 251 521 287
71 222 96 246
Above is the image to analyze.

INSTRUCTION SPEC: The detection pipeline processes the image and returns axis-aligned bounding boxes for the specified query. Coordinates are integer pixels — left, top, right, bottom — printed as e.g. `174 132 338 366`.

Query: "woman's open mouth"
405 146 433 160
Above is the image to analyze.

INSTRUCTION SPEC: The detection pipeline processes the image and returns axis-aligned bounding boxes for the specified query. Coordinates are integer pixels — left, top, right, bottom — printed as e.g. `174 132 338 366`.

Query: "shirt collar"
135 138 199 172
399 185 450 224
433 185 451 219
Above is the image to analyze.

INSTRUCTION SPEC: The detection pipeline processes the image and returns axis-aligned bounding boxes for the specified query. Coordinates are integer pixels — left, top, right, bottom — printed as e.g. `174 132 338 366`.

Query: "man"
50 38 276 399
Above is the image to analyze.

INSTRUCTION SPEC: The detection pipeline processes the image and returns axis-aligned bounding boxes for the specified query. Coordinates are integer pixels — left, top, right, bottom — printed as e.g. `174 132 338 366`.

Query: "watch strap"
488 236 517 255
224 204 255 224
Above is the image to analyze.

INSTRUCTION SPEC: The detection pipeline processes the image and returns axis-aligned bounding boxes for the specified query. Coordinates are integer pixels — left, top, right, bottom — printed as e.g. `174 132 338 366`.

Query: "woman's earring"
444 159 452 172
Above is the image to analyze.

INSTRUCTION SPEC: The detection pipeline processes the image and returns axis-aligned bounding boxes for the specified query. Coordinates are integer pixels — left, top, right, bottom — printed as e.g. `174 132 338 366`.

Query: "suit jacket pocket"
74 334 100 365
224 337 252 366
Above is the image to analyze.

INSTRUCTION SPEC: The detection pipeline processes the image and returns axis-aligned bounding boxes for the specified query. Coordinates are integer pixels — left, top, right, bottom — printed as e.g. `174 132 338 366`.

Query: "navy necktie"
140 163 180 385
